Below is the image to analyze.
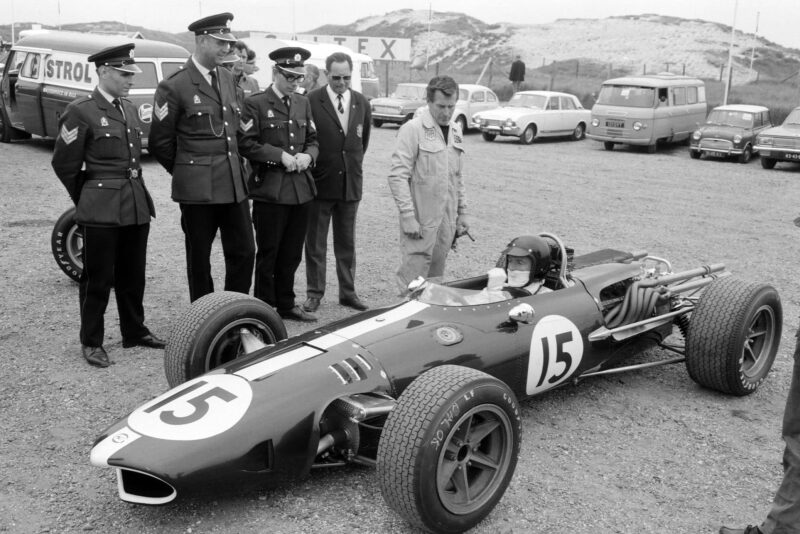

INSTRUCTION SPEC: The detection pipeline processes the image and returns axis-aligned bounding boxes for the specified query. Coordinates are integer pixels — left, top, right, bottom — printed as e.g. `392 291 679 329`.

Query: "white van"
241 35 379 99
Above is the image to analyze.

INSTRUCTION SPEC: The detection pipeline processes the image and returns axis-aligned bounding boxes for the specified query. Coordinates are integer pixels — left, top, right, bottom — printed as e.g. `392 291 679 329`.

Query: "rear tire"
165 291 288 387
646 143 657 154
685 277 782 396
689 149 701 159
377 365 521 534
738 145 752 164
51 207 83 282
603 141 614 151
761 157 776 169
481 132 496 142
372 119 383 128
456 115 467 133
519 125 535 145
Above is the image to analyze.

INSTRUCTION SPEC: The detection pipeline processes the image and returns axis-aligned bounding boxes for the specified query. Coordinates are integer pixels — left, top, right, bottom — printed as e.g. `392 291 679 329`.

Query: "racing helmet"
501 235 552 285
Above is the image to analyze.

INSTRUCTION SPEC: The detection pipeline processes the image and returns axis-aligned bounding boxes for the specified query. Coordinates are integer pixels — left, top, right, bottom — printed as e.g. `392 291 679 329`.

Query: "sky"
1 0 798 50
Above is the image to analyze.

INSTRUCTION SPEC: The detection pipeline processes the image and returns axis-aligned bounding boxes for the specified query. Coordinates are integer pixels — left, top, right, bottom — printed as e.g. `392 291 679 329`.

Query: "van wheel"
603 142 614 151
689 149 701 159
761 157 776 169
738 146 753 164
647 143 657 154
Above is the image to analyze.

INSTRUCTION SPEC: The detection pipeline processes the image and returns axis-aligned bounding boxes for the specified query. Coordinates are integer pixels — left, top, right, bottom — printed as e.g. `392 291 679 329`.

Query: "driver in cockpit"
496 235 552 295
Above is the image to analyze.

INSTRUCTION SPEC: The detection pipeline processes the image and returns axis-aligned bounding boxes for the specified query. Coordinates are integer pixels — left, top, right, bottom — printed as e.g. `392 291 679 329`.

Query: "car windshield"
412 281 514 306
507 94 547 109
394 85 426 99
596 85 655 108
706 110 754 128
783 109 800 126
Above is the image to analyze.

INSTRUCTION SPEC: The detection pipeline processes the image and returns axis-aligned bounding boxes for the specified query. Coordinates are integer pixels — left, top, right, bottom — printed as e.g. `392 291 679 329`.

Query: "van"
242 35 380 100
0 30 189 146
586 73 707 153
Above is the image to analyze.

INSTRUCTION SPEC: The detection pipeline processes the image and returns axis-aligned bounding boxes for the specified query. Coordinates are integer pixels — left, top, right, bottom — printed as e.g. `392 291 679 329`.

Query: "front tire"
455 115 467 133
738 145 753 164
519 124 535 145
372 119 383 128
761 157 776 169
689 149 701 159
603 141 614 151
685 277 782 396
571 123 585 140
481 132 496 142
51 207 83 282
165 291 288 387
377 365 521 534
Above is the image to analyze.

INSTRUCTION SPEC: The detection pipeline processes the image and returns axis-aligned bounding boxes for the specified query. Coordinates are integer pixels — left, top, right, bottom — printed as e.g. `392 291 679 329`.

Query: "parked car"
370 82 427 127
90 232 782 533
413 83 500 131
689 104 772 163
472 90 590 144
754 106 800 169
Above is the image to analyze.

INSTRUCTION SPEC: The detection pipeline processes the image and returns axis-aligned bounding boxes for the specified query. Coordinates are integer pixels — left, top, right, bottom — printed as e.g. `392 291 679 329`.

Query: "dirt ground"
1 127 799 534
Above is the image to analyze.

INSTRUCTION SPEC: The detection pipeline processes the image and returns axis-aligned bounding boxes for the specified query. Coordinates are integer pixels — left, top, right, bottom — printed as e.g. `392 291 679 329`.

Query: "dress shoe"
340 296 368 311
720 526 762 534
122 332 166 349
303 297 321 312
82 345 111 368
279 305 318 322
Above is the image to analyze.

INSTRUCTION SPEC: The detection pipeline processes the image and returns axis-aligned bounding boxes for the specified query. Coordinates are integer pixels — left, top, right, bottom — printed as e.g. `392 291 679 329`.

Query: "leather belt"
87 168 142 180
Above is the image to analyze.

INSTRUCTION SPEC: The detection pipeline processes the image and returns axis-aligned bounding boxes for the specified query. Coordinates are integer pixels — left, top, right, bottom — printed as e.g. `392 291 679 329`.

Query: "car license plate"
707 150 727 157
783 153 800 160
605 120 624 128
484 126 501 132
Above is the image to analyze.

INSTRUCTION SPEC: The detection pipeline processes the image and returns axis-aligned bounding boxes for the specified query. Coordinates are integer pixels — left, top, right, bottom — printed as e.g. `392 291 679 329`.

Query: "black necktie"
112 98 125 119
337 94 344 114
209 69 221 99
283 95 291 113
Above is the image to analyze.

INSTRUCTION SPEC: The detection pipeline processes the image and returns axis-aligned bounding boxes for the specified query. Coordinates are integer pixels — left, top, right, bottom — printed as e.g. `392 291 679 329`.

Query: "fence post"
607 62 612 78
643 64 647 75
682 63 686 75
575 60 579 78
385 62 390 96
665 62 670 72
549 61 556 91
719 64 724 81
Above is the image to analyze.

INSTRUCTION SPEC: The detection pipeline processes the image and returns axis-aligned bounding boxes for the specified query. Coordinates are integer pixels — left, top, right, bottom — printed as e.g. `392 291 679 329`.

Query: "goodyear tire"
377 365 521 534
51 207 83 282
165 291 288 387
686 277 782 396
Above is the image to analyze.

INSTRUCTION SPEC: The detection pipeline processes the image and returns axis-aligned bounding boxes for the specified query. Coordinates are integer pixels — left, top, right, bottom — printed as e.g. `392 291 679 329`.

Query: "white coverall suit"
388 107 467 292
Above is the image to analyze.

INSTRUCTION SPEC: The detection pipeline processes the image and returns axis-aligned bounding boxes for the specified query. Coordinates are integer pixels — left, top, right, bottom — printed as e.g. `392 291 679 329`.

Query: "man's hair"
234 41 249 53
325 52 352 72
426 76 459 102
246 49 256 61
305 63 320 79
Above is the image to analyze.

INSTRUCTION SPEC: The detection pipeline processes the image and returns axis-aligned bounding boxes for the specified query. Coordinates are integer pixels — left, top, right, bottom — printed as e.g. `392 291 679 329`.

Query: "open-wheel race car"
90 233 782 533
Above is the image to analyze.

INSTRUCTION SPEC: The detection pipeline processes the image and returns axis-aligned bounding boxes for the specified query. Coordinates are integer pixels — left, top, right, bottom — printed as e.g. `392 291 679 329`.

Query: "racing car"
90 233 782 534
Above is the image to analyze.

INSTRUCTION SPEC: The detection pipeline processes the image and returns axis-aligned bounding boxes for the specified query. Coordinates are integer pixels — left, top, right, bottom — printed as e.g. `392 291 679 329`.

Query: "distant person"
719 323 800 534
298 63 320 94
388 75 469 294
51 43 164 368
148 12 255 302
303 52 372 313
244 49 259 75
233 41 259 100
509 55 526 93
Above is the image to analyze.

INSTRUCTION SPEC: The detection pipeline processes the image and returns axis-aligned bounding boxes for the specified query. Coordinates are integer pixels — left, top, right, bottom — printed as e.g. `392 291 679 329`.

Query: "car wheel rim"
525 129 533 142
574 125 583 139
436 404 513 515
66 224 84 270
205 318 277 371
740 304 776 379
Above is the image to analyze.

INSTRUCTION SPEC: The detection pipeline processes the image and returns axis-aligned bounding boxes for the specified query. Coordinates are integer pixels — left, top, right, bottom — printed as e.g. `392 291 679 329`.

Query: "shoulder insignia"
240 118 253 132
60 124 78 145
454 133 462 144
166 67 184 80
310 119 315 131
193 94 201 104
155 101 169 121
100 116 109 127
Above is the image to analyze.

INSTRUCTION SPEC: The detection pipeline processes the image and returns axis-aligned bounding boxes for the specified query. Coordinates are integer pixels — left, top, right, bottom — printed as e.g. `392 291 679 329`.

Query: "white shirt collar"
96 86 116 105
271 84 288 100
191 55 212 77
326 85 350 107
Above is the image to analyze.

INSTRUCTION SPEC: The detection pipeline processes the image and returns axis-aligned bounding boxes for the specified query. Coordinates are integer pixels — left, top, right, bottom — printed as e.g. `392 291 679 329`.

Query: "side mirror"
508 303 534 324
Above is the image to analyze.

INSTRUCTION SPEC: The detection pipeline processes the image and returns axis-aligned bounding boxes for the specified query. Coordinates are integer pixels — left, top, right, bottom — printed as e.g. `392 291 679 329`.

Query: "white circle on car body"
526 315 584 395
128 374 253 441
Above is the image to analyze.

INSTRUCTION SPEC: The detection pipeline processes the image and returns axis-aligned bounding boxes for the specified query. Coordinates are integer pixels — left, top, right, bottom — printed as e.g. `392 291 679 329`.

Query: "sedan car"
754 106 800 169
91 233 781 533
413 83 500 131
473 90 591 144
370 82 427 127
689 104 772 163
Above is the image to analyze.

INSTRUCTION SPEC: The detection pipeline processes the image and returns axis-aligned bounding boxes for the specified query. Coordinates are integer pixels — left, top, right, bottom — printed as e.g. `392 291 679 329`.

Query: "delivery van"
586 73 707 153
0 30 189 145
242 35 380 100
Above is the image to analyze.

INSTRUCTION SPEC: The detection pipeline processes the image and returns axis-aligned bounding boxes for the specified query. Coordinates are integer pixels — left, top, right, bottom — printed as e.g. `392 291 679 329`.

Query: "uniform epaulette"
166 65 186 80
73 95 95 106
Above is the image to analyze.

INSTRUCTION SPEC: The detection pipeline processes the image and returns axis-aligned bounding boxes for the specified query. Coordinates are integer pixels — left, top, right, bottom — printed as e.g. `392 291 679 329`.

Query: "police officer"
148 12 255 302
238 47 319 321
52 43 164 368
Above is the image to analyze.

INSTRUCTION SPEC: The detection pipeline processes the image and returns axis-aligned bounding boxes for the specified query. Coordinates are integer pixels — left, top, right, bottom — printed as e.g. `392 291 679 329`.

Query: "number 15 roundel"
526 315 584 395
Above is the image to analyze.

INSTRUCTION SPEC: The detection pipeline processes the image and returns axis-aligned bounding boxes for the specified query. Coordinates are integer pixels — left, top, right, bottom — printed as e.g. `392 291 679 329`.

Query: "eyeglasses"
330 75 351 81
279 71 305 83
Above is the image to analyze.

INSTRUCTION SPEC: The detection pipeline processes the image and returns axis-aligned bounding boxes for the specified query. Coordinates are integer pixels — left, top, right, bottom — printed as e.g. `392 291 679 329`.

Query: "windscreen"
597 85 655 108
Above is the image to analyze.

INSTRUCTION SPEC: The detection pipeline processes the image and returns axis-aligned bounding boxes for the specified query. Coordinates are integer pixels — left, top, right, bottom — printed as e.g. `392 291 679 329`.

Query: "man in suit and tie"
303 52 372 313
52 43 164 367
148 12 254 303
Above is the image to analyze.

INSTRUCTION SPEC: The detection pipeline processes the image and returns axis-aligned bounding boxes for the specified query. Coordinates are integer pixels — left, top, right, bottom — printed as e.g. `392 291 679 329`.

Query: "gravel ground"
1 128 799 533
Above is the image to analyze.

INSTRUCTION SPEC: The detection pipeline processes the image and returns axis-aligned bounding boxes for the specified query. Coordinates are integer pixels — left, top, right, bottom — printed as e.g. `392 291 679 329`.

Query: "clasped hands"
281 152 312 172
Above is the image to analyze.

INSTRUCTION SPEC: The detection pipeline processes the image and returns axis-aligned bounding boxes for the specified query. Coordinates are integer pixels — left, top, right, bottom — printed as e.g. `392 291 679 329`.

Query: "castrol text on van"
587 73 707 153
0 30 189 146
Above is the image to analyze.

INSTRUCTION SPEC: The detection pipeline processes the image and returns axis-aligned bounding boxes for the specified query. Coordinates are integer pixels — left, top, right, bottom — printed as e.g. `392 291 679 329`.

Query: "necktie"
337 94 344 114
283 96 291 113
112 98 125 119
209 69 221 99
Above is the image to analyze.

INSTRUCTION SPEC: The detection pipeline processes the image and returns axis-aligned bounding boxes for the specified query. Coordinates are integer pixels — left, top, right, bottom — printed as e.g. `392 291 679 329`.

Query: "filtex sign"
253 32 411 62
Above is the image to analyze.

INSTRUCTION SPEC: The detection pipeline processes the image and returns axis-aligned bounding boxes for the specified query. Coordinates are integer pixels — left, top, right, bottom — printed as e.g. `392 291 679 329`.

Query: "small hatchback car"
689 104 772 163
754 106 800 169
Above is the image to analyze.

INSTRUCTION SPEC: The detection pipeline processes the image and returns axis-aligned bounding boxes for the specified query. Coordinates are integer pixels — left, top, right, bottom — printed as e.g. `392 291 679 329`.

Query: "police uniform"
148 12 255 302
51 43 161 367
238 47 319 319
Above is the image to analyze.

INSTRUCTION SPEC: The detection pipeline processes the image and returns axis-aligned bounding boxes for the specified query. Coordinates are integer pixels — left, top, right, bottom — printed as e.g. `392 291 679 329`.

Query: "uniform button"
190 160 194 164
197 112 202 116
223 106 227 111
338 171 343 175
288 120 293 125
227 136 231 141
105 133 110 137
228 151 232 156
224 121 229 126
129 143 133 147
132 158 136 162
290 146 294 150
98 183 103 187
290 133 294 137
